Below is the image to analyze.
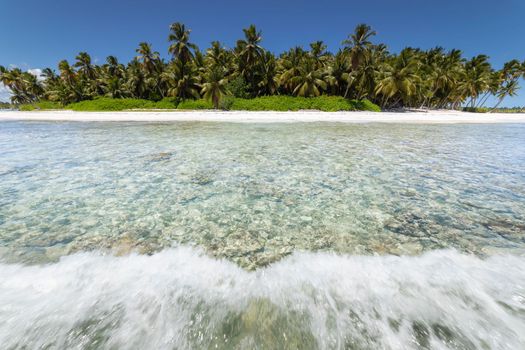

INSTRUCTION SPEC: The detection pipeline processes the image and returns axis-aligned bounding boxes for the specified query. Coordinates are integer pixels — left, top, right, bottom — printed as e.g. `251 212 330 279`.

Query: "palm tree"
375 49 421 108
460 55 492 108
125 59 148 99
74 52 96 80
236 25 264 94
136 42 160 75
105 56 124 78
490 79 519 112
290 58 327 97
257 51 278 96
11 22 523 112
201 67 229 109
58 60 76 86
488 60 522 111
277 47 306 94
168 22 197 65
325 50 350 96
309 41 328 68
343 24 376 70
162 59 200 100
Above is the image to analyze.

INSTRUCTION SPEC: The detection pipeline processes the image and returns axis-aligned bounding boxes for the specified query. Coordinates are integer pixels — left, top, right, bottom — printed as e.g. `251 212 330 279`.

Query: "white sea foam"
1 248 524 349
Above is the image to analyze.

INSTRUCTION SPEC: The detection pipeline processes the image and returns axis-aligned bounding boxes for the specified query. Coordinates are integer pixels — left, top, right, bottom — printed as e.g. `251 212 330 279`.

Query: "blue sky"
1 0 524 106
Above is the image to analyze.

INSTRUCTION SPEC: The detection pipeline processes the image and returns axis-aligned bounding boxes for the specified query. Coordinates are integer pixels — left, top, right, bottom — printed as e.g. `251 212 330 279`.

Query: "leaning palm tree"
201 67 229 109
375 50 421 108
460 55 492 108
490 79 519 112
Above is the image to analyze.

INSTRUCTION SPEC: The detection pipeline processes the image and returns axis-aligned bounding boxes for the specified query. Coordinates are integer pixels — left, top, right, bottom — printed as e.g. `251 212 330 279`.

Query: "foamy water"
1 248 524 349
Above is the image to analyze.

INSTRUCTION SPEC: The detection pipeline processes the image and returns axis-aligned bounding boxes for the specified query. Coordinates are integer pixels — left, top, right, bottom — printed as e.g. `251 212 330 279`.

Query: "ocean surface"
0 120 524 349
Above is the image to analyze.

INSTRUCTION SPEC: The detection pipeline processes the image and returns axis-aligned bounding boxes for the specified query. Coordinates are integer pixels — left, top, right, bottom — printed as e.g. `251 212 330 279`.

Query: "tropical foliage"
59 96 378 112
1 23 524 110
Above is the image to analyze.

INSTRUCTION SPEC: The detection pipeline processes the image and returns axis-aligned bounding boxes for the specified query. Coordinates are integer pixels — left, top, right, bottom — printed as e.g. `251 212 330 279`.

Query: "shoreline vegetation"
1 23 525 112
15 96 381 112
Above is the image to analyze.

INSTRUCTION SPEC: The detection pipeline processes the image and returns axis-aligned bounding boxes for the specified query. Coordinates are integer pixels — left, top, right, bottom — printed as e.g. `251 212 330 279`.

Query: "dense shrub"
67 98 157 111
356 99 382 112
176 99 213 110
462 107 489 113
0 102 12 109
59 96 380 112
19 101 63 111
229 96 381 112
153 98 179 109
19 104 36 111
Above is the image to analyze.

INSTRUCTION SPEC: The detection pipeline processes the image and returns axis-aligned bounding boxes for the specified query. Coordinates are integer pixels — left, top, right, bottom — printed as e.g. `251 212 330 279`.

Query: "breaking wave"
1 248 524 349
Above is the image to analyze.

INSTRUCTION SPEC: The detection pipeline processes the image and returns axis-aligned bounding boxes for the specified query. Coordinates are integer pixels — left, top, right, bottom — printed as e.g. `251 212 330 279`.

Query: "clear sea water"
0 120 524 349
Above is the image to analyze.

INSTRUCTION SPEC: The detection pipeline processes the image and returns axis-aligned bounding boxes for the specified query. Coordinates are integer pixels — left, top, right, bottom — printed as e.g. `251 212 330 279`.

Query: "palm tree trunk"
476 91 491 108
489 96 505 113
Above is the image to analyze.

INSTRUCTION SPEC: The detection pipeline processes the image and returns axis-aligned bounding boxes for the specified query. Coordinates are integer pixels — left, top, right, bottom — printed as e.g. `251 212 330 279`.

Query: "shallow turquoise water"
1 121 524 267
0 121 524 349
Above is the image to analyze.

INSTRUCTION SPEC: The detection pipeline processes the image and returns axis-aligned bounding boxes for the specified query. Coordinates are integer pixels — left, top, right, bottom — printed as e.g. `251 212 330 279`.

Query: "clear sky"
1 0 524 106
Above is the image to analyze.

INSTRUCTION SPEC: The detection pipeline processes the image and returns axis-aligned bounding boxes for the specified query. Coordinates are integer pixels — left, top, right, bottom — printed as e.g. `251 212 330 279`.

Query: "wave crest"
1 248 524 349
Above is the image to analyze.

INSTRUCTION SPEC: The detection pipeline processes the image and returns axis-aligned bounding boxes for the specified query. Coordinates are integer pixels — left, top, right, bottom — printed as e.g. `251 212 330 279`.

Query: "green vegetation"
228 96 380 112
1 22 524 111
0 102 12 109
19 101 63 111
54 96 378 112
175 99 213 110
68 98 158 111
66 98 210 111
463 106 525 113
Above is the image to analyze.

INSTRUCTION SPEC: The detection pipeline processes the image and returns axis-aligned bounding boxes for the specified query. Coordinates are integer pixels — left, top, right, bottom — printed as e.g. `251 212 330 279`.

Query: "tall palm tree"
136 42 160 76
236 25 264 94
74 52 96 80
309 41 328 68
325 50 350 96
257 51 278 95
343 24 376 70
168 22 197 65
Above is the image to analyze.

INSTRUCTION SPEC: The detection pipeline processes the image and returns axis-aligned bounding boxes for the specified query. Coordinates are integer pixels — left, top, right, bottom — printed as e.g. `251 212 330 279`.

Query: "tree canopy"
1 22 524 109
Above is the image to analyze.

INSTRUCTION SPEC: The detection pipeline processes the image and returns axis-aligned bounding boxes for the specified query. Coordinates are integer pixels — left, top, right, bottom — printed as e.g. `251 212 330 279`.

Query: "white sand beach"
1 110 525 123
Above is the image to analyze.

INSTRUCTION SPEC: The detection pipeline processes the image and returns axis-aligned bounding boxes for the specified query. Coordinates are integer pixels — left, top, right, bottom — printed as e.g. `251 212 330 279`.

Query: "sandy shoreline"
1 110 525 123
